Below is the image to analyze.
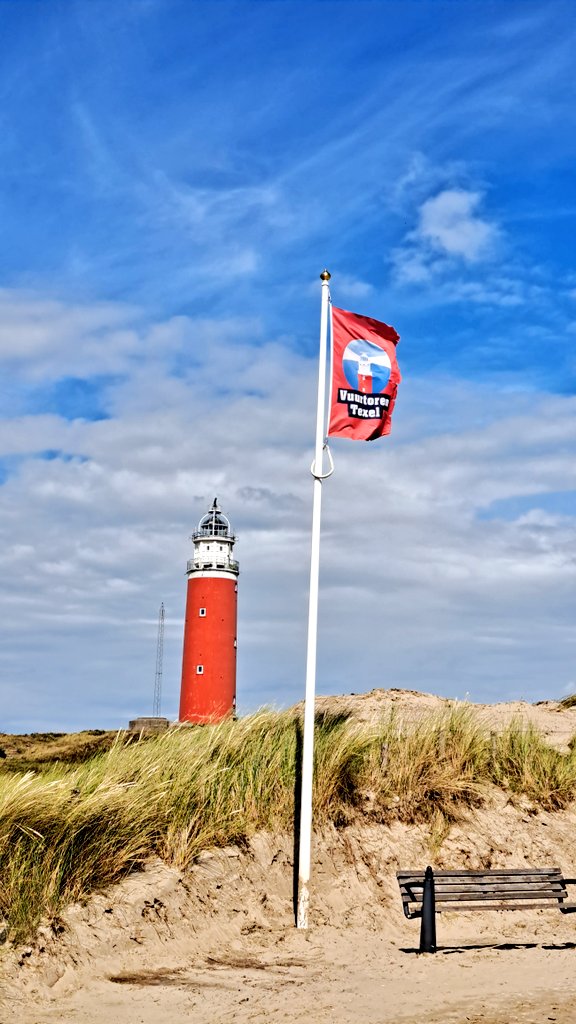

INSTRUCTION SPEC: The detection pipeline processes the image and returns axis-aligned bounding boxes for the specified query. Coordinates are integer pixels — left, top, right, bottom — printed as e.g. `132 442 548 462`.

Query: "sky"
2 0 576 731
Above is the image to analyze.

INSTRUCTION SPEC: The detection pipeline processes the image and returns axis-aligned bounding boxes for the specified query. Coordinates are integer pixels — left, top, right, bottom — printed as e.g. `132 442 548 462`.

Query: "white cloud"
391 188 501 286
418 189 499 261
333 275 374 300
390 249 442 286
389 153 471 211
0 290 142 381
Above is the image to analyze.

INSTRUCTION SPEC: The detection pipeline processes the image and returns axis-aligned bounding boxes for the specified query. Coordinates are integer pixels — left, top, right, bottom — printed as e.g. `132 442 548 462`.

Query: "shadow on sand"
400 940 576 955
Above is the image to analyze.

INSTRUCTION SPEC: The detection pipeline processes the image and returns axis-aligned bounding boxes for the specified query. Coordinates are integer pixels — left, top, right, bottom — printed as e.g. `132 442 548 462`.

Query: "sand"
7 925 576 1024
311 687 576 751
4 689 576 1023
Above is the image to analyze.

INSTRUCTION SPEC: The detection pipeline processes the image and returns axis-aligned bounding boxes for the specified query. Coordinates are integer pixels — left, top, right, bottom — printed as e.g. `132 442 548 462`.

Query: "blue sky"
2 1 576 729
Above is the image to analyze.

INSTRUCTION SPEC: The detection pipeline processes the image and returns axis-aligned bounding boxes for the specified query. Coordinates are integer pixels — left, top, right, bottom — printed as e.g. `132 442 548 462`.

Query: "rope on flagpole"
310 441 334 480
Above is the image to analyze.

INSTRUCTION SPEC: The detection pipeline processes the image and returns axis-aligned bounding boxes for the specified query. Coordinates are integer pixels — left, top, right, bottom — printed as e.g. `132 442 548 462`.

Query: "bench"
397 866 576 953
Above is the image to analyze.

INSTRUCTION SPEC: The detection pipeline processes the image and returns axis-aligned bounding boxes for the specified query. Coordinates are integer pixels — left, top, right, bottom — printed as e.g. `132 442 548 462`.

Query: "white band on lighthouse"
296 270 331 930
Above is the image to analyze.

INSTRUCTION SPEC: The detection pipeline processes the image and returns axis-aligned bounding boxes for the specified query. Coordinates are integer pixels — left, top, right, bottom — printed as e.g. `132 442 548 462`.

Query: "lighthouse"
179 499 239 724
357 352 373 394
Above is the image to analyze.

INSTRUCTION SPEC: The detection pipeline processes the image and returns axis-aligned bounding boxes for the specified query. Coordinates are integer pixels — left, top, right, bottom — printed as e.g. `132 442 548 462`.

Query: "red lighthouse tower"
179 499 239 724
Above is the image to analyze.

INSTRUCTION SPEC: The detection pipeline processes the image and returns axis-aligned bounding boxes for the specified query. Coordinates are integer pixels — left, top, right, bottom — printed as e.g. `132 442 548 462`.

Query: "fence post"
419 865 437 953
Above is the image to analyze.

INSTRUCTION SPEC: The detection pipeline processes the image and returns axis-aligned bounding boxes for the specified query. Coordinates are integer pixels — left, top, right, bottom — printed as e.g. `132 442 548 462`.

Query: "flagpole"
296 268 332 930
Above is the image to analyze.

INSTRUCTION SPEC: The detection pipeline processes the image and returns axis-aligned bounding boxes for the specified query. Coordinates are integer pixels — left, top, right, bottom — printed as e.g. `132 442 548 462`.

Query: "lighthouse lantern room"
179 499 239 724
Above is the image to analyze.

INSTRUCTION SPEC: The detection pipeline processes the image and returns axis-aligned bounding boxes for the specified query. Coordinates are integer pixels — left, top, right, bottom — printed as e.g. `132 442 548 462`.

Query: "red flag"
327 306 401 441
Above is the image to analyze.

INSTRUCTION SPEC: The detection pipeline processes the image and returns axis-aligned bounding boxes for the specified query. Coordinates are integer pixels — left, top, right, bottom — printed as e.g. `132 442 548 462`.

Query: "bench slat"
397 868 561 878
399 884 565 892
397 871 562 882
404 902 574 917
399 879 565 891
401 889 564 903
401 903 568 919
397 872 557 880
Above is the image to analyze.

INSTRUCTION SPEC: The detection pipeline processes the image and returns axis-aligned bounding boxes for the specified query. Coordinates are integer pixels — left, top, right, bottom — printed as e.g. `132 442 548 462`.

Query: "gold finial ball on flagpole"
320 269 331 281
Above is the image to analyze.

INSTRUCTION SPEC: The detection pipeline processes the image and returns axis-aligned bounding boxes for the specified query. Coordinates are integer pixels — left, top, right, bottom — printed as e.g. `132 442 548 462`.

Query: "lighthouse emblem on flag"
342 339 392 395
328 306 401 441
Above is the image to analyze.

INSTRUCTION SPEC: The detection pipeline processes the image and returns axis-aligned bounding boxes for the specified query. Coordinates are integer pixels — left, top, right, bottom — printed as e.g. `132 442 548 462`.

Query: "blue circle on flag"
342 339 391 393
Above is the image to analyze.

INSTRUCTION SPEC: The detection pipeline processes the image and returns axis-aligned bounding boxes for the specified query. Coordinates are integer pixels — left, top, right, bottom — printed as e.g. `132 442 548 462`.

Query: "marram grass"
2 708 576 942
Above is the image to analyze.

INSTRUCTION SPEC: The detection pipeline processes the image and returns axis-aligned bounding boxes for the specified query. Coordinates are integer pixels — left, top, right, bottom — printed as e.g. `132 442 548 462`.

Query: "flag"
327 305 401 441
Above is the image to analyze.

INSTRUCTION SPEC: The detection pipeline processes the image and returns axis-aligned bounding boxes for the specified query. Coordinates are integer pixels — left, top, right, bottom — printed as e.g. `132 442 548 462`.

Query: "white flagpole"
296 268 332 930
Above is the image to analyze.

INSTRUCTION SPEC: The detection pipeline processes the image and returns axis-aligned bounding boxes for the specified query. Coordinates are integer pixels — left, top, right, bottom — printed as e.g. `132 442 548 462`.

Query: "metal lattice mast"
153 602 165 718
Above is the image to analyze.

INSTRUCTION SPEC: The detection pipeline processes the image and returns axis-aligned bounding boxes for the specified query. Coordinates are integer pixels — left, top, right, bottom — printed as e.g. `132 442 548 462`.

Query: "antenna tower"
153 602 165 718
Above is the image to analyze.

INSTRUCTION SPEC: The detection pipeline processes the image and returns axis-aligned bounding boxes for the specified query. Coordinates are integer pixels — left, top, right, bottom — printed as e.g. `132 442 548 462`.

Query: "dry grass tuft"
490 720 576 809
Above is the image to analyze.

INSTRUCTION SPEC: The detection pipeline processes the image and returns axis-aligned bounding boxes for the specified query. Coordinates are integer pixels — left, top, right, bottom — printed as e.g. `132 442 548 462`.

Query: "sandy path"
6 925 576 1024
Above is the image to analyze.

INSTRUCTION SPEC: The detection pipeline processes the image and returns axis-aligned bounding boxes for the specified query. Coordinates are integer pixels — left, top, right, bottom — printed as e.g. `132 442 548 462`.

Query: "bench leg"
419 865 437 954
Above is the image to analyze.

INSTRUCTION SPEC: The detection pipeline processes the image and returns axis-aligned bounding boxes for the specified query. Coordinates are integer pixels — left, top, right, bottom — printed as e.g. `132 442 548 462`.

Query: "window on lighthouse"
199 608 206 617
196 665 204 675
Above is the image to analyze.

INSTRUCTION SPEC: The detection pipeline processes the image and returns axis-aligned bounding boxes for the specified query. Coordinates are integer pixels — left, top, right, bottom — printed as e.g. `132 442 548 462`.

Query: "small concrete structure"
128 716 170 734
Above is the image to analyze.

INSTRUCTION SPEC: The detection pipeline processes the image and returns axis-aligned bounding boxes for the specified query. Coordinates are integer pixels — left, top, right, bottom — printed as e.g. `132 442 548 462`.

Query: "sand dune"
4 690 576 1022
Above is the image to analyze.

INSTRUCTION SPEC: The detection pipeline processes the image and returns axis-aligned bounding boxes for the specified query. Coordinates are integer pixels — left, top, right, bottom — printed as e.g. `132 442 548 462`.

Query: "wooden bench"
397 866 576 953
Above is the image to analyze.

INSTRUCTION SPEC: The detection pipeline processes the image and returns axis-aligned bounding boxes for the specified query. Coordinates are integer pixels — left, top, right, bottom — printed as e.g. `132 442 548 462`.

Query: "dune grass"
560 693 576 709
0 730 118 773
2 707 576 942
